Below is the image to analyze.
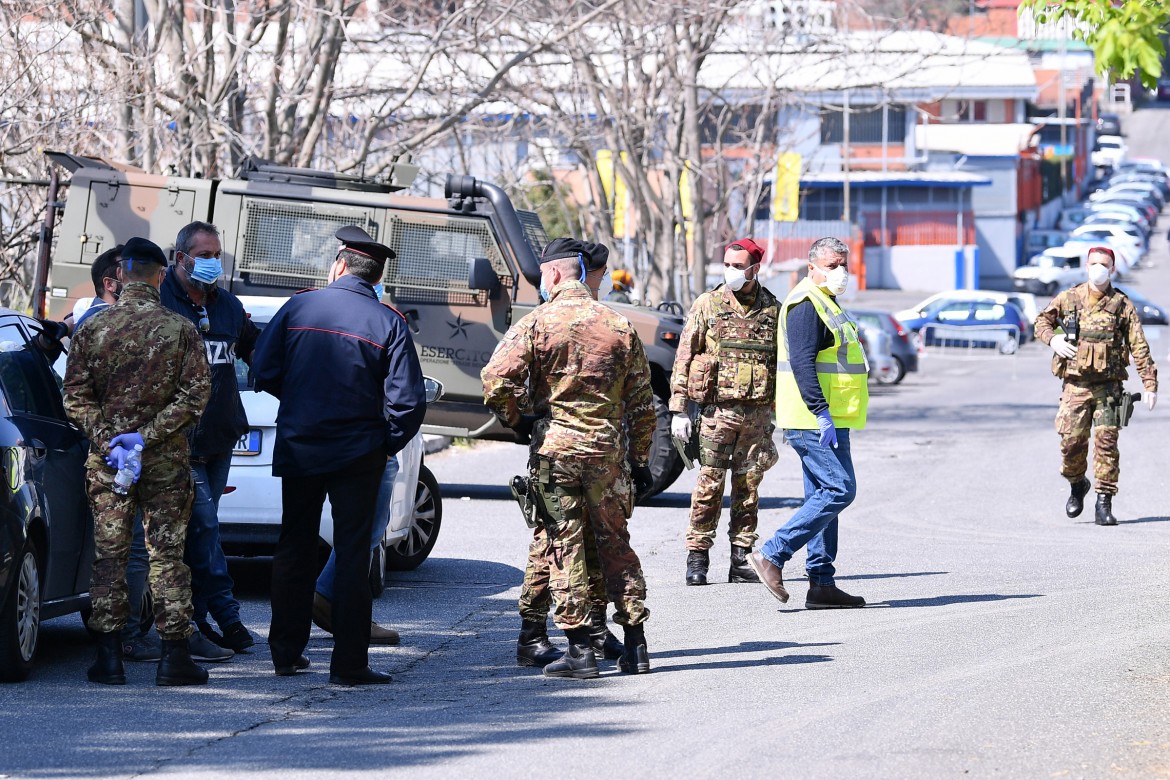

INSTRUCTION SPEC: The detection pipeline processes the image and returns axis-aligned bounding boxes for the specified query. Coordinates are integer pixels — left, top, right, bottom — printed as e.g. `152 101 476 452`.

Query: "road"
2 109 1169 779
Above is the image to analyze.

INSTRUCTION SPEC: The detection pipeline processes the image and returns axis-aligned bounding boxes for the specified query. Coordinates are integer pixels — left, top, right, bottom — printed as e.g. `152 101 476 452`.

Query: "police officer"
483 237 656 679
64 237 212 686
251 226 425 685
750 237 868 610
1034 246 1158 525
161 220 258 658
669 238 780 586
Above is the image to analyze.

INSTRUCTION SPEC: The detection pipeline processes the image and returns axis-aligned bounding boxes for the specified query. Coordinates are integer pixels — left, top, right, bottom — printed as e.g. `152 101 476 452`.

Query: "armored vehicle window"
237 198 379 290
386 214 512 305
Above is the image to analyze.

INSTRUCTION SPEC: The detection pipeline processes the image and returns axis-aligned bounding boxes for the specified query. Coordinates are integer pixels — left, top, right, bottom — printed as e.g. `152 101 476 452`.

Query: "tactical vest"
1053 288 1130 382
708 288 779 405
775 277 869 429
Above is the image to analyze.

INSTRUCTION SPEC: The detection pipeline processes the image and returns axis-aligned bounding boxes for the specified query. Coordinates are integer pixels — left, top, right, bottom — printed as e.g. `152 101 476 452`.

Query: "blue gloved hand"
105 445 131 471
815 410 837 449
110 432 145 451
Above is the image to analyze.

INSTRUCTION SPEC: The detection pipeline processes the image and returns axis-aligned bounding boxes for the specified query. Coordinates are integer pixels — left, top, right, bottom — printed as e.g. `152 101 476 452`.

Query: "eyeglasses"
195 305 210 333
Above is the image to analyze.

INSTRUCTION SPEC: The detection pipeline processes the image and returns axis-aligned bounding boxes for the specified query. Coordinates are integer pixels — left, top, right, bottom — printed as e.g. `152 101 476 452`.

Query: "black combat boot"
542 628 599 679
1094 493 1118 526
1065 477 1091 518
685 550 709 586
157 638 209 686
729 545 760 583
589 610 624 660
87 631 126 685
516 619 562 668
618 622 650 675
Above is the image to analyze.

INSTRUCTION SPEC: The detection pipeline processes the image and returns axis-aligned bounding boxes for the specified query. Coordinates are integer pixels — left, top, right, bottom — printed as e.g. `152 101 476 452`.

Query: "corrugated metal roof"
800 171 993 188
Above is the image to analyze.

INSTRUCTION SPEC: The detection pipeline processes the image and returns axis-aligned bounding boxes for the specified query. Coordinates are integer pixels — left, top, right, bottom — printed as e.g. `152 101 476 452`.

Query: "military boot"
685 550 709 586
618 623 650 675
87 631 126 685
729 545 760 583
542 628 599 679
1065 477 1091 518
157 638 209 686
589 610 624 660
516 619 562 668
1094 493 1118 526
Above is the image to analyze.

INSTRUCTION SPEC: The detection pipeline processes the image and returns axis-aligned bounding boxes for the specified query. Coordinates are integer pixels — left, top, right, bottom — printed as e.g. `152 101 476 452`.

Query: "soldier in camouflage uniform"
1034 246 1158 526
670 238 780 586
63 238 212 686
483 237 657 679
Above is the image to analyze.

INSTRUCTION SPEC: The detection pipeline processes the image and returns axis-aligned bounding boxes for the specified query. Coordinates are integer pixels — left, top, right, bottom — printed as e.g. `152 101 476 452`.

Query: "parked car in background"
219 296 444 583
856 322 898 385
1070 224 1146 262
1114 284 1169 326
896 290 1038 333
1063 235 1136 278
0 314 92 682
1108 171 1170 198
850 308 919 385
1095 112 1122 136
1085 202 1152 234
1091 135 1127 169
1023 229 1069 258
1013 246 1089 295
905 300 1029 355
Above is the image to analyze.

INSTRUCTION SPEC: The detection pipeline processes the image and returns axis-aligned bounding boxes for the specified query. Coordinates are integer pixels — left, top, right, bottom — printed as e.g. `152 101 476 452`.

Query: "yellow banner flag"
596 150 631 238
679 161 698 240
771 152 802 222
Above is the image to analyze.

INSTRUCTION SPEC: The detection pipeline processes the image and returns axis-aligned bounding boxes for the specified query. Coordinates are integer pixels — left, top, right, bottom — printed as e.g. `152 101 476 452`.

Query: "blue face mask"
539 280 550 302
190 257 223 286
372 283 384 300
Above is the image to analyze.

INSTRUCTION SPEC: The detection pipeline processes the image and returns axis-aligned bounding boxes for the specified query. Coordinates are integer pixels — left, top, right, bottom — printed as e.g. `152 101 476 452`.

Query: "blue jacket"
251 274 426 477
160 267 259 458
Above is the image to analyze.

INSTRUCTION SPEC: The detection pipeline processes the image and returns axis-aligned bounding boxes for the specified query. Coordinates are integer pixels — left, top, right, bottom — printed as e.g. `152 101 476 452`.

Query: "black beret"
336 225 395 262
540 237 610 271
121 237 167 268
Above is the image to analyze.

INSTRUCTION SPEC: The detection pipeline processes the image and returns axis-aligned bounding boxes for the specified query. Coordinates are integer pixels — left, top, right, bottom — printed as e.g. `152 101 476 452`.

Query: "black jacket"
160 267 259 458
251 275 426 478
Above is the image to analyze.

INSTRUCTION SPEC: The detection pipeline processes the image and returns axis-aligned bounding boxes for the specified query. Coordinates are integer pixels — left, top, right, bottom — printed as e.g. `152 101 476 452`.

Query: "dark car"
849 308 919 384
0 313 92 682
1115 284 1169 326
902 299 1028 355
1096 113 1122 136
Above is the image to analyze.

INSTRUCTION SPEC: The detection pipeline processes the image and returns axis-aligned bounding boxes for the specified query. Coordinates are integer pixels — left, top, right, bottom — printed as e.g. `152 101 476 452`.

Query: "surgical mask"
816 264 849 296
1088 263 1111 286
595 270 614 301
724 266 749 292
539 279 550 302
372 283 384 300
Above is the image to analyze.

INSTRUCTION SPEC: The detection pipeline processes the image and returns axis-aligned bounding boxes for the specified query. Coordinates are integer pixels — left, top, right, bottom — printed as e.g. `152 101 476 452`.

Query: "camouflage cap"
541 237 610 270
336 225 395 262
122 237 167 268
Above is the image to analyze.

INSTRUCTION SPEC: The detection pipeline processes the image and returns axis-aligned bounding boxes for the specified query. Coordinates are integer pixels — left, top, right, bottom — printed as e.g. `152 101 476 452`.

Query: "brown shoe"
369 622 401 646
747 552 789 603
312 592 333 633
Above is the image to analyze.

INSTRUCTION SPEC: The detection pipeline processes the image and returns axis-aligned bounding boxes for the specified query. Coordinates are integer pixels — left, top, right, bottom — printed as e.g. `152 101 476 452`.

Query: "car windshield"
1029 254 1066 268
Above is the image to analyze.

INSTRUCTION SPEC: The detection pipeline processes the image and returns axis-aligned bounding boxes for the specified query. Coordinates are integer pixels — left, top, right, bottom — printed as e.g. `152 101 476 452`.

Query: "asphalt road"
3 110 1169 780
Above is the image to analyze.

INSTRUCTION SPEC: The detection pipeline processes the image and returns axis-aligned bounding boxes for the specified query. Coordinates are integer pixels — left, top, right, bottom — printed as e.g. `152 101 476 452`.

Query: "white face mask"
595 269 614 301
1087 263 1111 286
724 266 749 292
816 264 849 296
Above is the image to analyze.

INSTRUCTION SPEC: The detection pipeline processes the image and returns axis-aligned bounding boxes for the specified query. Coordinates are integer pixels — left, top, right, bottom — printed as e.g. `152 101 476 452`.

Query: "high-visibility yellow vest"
775 277 869 429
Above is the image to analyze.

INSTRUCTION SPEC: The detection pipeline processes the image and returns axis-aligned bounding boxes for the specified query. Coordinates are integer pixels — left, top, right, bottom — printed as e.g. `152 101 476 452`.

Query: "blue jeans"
315 457 398 601
760 428 856 585
120 512 148 641
186 454 240 628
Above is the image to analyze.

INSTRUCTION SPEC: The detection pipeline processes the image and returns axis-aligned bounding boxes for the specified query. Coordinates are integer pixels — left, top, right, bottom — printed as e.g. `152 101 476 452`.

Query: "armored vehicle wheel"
637 392 684 502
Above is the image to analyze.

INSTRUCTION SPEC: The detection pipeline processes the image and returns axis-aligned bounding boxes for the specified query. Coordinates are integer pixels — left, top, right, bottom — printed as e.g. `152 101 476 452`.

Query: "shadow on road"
835 571 948 581
654 640 839 659
874 593 1043 608
642 492 803 510
1123 516 1170 524
654 654 833 673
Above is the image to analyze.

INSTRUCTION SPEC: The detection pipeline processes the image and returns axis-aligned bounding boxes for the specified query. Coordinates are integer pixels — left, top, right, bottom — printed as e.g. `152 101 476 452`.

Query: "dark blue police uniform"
251 272 425 679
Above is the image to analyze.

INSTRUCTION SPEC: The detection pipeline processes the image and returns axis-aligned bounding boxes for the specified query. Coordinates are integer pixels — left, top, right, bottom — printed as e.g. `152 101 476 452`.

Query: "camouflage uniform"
483 280 656 630
1035 283 1158 495
670 285 780 551
64 282 211 640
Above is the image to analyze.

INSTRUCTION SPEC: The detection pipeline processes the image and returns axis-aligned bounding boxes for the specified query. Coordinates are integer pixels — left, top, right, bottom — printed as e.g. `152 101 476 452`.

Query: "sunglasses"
195 304 210 333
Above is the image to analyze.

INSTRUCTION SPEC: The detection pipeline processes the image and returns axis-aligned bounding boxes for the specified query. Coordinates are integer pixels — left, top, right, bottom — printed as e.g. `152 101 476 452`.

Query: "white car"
1069 224 1146 262
1091 135 1127 169
1012 246 1089 296
219 296 444 587
896 289 1039 329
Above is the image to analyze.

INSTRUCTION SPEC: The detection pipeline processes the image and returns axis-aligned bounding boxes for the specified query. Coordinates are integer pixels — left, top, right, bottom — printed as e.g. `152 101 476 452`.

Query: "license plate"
233 429 262 456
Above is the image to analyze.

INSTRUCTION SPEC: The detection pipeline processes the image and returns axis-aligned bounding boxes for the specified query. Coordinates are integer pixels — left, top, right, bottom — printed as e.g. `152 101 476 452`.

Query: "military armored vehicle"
38 153 686 496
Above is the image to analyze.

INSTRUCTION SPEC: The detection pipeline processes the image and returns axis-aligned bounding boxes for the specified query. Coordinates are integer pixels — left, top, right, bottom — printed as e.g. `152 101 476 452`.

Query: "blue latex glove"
110 432 145 451
105 445 131 471
815 410 838 449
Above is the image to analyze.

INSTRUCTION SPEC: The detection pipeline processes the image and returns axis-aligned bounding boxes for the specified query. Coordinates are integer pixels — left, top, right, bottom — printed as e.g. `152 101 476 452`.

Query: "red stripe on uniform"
288 326 385 350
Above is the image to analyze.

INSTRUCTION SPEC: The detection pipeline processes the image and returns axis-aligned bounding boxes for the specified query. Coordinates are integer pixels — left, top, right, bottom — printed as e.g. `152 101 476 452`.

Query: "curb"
423 434 452 455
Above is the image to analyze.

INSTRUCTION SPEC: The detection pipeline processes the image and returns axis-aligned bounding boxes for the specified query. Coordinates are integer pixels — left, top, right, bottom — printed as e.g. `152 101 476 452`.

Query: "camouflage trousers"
519 520 607 625
686 403 779 551
531 456 648 631
85 450 195 640
1056 380 1121 495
